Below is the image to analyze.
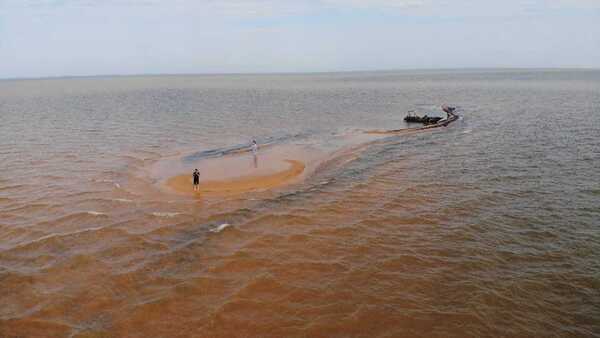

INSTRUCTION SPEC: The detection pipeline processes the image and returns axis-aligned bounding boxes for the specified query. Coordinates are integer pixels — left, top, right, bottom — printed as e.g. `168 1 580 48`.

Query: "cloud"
3 0 599 17
320 0 427 9
553 0 600 7
0 0 315 18
1 0 599 78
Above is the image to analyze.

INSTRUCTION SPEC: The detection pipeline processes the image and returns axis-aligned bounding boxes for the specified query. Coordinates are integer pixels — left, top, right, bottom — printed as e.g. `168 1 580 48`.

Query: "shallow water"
1 69 599 337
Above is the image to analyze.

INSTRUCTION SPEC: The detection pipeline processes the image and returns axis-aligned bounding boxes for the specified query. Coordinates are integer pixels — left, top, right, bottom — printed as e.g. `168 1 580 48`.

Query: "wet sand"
145 141 329 199
166 159 305 196
161 119 444 197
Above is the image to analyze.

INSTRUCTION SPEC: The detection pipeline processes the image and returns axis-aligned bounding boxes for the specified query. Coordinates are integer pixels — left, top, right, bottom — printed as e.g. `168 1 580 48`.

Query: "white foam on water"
86 211 106 216
113 198 133 203
152 212 181 218
94 179 113 183
210 223 231 233
15 226 108 248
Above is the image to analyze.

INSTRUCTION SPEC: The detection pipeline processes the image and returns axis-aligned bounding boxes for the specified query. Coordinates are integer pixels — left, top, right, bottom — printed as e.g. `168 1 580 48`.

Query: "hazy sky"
1 0 599 78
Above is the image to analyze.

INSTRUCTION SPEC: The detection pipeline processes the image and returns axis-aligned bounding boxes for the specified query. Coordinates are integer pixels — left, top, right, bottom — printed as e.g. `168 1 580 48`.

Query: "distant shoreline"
1 67 598 82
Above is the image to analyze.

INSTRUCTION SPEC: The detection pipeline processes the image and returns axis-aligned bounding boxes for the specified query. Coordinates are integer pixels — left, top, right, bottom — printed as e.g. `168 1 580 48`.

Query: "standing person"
192 169 200 191
251 140 258 155
251 140 259 168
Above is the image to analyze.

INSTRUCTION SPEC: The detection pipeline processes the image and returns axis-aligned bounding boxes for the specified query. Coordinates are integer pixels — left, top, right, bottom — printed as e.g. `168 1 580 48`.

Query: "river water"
1 69 599 337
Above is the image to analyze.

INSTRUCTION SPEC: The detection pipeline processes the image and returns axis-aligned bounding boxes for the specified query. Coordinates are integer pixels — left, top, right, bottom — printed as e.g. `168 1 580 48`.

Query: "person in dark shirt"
192 169 200 191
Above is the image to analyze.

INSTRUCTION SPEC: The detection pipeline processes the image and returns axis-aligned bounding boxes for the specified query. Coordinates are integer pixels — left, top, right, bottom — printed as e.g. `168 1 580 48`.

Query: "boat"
442 105 457 115
366 105 459 134
403 105 458 127
404 114 443 125
404 105 458 125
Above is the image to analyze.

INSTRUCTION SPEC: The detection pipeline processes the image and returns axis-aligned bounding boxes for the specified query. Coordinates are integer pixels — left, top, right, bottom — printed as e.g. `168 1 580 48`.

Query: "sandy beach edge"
164 160 306 196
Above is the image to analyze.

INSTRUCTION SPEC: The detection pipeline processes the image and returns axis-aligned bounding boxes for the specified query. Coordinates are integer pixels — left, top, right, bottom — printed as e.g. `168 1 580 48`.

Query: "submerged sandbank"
155 114 459 197
165 159 305 196
154 143 317 197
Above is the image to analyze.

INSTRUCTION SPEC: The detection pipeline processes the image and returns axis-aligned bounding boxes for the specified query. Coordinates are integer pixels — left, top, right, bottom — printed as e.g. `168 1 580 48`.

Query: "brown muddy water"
1 70 599 337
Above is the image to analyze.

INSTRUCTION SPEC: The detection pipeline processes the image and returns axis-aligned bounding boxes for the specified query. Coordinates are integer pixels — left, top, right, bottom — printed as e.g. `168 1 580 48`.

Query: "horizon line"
1 67 598 82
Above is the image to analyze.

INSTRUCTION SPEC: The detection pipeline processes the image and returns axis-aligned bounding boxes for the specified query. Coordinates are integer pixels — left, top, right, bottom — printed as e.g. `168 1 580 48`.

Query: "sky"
0 0 599 78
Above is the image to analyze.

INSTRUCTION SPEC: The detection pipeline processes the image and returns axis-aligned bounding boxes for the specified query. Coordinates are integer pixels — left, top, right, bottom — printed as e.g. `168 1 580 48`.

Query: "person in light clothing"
251 140 259 168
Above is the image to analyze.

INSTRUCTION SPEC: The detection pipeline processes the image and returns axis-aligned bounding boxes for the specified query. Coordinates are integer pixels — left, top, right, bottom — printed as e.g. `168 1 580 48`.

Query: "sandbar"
165 160 305 196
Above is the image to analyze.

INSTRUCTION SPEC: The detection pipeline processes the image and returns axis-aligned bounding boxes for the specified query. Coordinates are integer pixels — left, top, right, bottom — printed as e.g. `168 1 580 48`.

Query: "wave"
86 211 106 216
93 179 114 183
4 226 142 256
113 198 134 203
0 184 26 192
91 178 121 189
210 223 231 233
34 211 109 228
61 191 106 200
3 203 55 214
151 212 181 218
9 225 109 250
182 132 310 162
